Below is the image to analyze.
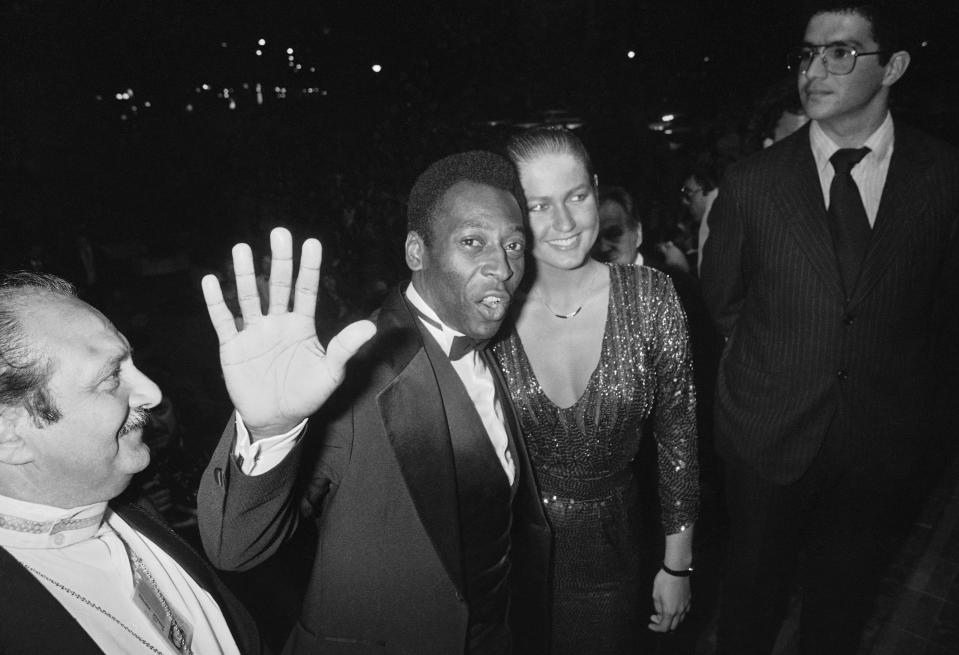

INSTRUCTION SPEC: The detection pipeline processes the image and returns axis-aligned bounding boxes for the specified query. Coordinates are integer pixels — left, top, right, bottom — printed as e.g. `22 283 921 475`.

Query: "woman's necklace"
535 265 600 319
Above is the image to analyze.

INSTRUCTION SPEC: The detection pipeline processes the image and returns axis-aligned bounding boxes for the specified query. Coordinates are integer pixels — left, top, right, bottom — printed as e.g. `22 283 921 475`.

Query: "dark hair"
0 272 76 425
506 126 595 180
751 77 806 144
806 2 908 65
687 153 723 194
598 186 640 230
407 150 526 246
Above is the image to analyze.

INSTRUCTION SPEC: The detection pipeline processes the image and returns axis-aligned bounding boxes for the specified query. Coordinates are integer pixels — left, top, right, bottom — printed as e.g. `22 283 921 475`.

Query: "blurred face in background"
593 198 641 265
681 176 709 223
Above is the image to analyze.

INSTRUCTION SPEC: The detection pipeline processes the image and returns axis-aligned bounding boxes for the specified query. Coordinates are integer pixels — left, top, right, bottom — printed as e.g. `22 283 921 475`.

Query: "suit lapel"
114 503 219 594
0 546 103 653
375 289 465 595
777 127 846 297
849 127 932 307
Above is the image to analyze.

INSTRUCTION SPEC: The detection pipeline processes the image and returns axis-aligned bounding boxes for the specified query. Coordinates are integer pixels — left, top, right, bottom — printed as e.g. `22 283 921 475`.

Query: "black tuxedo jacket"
198 284 550 654
0 501 267 654
701 121 959 484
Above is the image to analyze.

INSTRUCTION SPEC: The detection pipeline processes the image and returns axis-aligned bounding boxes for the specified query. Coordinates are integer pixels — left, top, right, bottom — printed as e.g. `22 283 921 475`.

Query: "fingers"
268 227 294 314
202 274 239 345
232 242 263 326
325 320 377 381
293 237 322 319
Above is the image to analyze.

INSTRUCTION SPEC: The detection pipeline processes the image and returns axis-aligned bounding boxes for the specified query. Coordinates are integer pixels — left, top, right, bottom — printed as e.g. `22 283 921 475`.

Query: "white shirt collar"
0 493 107 549
810 112 895 175
405 282 464 357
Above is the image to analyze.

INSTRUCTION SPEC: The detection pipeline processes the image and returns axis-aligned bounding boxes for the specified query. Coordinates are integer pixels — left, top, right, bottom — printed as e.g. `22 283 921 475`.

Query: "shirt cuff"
232 413 308 476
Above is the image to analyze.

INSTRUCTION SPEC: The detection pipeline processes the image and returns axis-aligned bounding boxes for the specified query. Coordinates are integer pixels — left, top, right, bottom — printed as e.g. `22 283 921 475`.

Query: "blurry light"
288 55 294 61
229 98 236 110
255 49 262 56
202 83 210 91
242 83 250 89
185 104 193 112
626 50 636 59
258 38 266 46
295 64 302 71
256 82 263 105
131 105 137 113
662 113 675 122
144 101 151 108
921 40 929 47
221 42 228 48
115 93 124 100
126 88 134 97
287 47 294 55
371 64 382 73
95 94 103 101
321 89 328 96
703 56 711 63
223 88 230 98
664 129 674 135
309 67 316 73
120 114 128 121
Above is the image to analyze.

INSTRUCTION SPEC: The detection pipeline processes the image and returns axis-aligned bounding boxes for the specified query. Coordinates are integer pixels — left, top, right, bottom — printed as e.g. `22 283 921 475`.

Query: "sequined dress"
494 264 699 655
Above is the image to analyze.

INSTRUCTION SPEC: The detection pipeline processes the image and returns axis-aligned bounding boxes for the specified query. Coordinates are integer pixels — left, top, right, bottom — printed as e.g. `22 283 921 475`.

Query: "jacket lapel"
375 287 465 595
777 126 846 297
849 126 932 307
0 546 104 653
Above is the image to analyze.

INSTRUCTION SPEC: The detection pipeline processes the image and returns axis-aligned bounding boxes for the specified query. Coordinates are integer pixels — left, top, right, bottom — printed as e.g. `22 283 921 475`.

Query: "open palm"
202 228 375 439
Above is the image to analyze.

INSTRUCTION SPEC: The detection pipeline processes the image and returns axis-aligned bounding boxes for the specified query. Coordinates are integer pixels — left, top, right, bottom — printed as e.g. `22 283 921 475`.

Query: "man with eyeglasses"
701 3 959 654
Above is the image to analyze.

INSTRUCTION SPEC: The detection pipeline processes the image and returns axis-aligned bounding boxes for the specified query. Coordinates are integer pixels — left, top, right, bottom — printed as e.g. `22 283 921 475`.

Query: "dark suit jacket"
198 285 551 655
701 121 959 484
0 501 267 654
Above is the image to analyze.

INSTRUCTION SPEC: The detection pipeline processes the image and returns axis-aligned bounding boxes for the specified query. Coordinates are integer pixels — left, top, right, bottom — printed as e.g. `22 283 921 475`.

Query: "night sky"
3 1 958 250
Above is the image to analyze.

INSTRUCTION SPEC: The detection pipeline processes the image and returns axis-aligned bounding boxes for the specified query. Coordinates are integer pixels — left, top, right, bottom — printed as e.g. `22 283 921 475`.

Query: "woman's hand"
648 568 691 632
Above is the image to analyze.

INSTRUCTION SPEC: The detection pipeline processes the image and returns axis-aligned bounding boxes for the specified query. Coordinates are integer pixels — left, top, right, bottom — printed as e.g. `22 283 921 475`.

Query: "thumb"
325 320 376 375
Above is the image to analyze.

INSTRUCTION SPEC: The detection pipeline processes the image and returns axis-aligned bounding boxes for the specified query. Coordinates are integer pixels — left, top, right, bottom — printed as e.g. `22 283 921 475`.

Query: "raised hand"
201 227 376 440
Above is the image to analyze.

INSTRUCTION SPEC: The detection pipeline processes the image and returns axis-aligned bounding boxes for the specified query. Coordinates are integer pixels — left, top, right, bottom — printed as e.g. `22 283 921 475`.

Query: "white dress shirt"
405 283 515 485
810 112 895 226
0 493 240 655
235 284 515 485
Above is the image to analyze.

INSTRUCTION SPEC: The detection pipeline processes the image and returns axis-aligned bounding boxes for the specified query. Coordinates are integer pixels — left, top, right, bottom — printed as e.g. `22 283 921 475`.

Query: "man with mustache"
701 3 959 653
0 272 280 653
198 151 550 654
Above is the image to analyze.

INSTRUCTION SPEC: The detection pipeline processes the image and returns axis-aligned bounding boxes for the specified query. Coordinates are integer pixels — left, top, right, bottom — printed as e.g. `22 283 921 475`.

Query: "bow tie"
411 304 489 361
449 335 490 361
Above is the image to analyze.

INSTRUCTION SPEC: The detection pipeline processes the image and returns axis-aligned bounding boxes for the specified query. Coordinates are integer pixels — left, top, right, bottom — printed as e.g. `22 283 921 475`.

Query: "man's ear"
881 50 910 88
405 231 427 272
0 406 35 465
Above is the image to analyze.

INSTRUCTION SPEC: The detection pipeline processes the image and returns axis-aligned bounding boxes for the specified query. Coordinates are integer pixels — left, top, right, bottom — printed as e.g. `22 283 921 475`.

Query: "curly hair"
407 151 526 246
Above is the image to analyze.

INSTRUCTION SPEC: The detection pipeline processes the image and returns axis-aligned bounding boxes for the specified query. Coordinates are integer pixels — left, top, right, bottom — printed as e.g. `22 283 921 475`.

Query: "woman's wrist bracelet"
661 562 694 577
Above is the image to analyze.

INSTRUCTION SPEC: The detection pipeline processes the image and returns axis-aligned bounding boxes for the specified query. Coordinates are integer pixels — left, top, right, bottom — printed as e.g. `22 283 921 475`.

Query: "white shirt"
0 493 240 655
405 283 515 485
236 284 515 485
810 112 895 227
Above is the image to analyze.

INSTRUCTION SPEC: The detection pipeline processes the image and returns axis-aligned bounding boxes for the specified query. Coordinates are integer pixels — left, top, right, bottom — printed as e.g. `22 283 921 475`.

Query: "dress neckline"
514 264 616 411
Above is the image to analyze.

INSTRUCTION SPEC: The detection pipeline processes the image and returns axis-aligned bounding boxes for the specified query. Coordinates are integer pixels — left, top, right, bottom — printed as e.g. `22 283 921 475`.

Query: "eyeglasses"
786 45 887 76
680 185 703 201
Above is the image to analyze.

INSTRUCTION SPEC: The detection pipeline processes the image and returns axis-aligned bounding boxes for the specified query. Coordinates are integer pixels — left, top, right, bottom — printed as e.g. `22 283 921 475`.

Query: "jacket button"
843 315 855 326
837 369 848 380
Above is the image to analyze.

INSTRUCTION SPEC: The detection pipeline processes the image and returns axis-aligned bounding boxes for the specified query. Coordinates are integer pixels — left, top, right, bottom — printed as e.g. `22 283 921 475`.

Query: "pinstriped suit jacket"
701 121 959 484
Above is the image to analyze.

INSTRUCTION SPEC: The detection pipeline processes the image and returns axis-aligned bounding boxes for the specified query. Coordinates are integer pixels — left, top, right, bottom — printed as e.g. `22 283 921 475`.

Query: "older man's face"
11 295 161 508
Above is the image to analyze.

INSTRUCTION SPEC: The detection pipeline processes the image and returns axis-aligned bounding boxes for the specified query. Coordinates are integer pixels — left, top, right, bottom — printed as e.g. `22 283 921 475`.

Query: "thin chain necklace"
22 562 169 655
22 539 195 655
535 265 600 319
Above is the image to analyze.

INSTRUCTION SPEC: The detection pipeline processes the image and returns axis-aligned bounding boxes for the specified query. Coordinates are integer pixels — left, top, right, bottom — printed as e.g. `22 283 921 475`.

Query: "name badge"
132 570 194 653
